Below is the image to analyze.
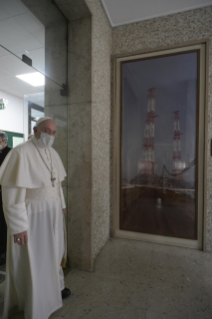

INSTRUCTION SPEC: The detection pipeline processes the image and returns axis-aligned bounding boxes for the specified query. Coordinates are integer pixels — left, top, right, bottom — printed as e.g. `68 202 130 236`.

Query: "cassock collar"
0 138 66 188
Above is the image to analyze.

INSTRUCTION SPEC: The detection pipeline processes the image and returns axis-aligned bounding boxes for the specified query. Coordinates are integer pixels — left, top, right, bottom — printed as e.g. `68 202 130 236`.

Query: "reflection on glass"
0 0 45 75
16 72 45 87
31 108 44 119
121 51 198 240
0 44 68 171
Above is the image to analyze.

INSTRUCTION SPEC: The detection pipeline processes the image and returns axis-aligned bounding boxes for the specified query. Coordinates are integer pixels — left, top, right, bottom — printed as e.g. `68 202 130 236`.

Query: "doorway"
0 45 66 146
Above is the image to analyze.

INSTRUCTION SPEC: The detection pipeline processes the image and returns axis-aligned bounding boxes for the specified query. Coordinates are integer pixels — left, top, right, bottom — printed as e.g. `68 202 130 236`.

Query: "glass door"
0 44 68 204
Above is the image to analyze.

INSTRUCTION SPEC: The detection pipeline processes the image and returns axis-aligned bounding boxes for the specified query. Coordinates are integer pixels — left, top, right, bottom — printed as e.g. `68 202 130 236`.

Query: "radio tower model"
172 111 183 179
139 88 158 175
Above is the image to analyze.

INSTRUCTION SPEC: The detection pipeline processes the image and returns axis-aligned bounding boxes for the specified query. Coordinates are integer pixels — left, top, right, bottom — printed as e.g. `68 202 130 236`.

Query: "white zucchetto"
36 117 52 127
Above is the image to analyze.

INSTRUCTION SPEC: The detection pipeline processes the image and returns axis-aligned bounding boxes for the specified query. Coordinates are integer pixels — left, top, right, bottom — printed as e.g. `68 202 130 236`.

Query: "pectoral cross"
51 172 56 187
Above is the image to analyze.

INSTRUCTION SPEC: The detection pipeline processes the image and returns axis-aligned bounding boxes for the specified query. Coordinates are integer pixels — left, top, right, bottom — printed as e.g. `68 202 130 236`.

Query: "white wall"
23 97 29 138
0 90 26 140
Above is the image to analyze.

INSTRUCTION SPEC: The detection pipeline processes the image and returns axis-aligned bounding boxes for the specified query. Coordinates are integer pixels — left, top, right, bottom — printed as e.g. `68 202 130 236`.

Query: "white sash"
26 183 60 200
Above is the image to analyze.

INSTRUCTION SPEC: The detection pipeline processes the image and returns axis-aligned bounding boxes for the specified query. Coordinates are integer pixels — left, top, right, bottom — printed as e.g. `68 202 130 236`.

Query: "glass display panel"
120 51 199 239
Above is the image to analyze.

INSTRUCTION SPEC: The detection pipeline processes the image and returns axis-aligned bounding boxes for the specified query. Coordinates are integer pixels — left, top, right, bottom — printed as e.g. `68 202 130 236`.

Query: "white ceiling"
0 45 61 109
0 0 47 102
101 0 212 27
0 0 45 73
0 46 44 98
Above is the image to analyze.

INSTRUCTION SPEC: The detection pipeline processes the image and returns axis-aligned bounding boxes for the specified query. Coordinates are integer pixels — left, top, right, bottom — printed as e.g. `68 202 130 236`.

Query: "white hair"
0 131 8 142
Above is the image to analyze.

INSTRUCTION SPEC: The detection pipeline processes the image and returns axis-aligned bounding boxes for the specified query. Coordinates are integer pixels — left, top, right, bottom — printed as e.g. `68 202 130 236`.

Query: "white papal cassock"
0 136 67 319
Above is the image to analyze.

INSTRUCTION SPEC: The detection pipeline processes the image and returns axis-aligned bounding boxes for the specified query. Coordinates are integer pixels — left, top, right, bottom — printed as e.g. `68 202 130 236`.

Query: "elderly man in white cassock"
0 117 70 319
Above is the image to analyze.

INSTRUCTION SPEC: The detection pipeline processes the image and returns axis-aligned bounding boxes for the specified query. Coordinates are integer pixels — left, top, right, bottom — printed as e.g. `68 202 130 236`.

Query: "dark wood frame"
119 49 200 240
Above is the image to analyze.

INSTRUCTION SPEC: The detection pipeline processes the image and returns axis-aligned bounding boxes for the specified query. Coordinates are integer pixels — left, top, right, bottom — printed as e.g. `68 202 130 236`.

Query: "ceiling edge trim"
100 0 114 27
0 88 24 100
110 3 212 28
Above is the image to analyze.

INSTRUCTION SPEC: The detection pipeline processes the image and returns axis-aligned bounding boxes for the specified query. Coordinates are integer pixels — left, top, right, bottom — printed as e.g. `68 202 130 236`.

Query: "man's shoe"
0 253 6 266
61 287 71 299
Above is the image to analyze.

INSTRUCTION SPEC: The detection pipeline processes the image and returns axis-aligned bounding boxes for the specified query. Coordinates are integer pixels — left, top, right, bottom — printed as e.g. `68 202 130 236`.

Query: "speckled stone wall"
57 0 111 270
85 0 112 259
68 15 93 270
112 6 212 251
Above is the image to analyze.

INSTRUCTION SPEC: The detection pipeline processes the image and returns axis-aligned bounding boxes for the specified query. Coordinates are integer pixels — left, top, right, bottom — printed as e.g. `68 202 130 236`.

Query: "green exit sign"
0 103 5 110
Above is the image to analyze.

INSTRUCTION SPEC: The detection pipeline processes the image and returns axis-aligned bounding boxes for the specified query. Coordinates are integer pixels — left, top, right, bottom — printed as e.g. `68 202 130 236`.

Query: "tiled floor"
1 238 212 319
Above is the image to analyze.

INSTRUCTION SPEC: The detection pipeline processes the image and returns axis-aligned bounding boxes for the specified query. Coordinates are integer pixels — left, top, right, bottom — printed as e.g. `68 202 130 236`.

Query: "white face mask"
37 132 55 148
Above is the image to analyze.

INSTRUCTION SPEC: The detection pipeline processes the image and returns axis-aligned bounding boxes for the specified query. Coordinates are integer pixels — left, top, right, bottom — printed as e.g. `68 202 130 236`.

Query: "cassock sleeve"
60 184 66 209
2 186 28 235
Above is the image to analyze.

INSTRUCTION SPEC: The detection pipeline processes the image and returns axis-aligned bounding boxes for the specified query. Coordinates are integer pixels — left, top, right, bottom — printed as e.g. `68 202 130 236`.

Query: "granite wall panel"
85 0 112 258
67 16 93 270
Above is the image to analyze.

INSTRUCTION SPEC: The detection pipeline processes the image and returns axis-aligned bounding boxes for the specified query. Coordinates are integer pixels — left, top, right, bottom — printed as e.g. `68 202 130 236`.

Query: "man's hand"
62 208 66 216
14 231 28 246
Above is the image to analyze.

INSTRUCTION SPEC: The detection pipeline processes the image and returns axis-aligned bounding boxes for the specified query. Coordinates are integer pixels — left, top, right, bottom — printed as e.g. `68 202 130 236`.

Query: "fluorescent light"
16 72 45 87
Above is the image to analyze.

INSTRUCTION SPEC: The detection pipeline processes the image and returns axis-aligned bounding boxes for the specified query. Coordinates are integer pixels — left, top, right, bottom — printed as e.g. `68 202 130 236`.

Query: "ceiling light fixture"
16 72 45 87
